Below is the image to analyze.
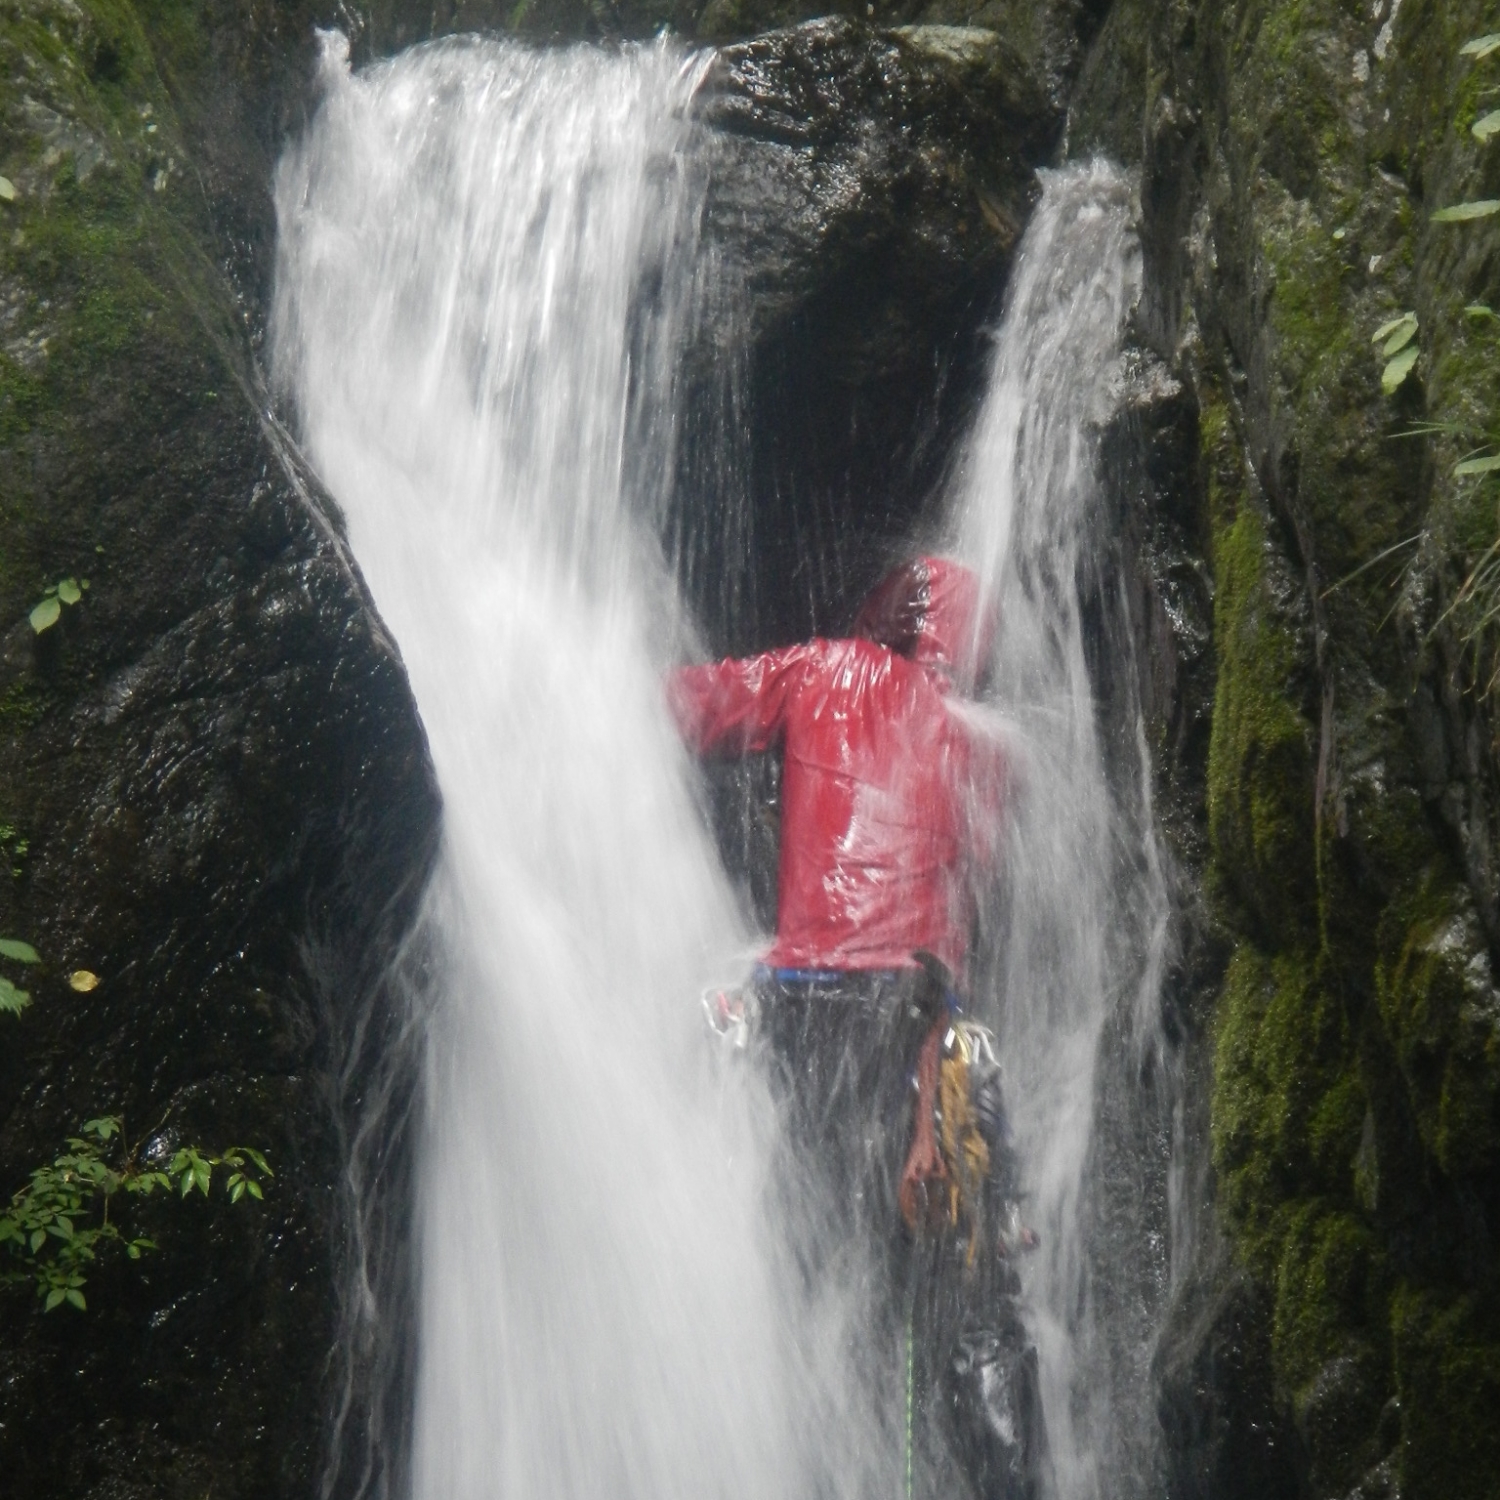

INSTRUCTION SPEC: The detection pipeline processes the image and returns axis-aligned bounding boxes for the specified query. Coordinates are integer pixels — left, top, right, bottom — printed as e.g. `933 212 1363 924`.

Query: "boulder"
682 17 1061 651
0 0 440 1495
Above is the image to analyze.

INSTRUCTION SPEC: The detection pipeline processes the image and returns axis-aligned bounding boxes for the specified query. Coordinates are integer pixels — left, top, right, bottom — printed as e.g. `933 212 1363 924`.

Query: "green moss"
0 354 46 446
1374 870 1499 1180
0 683 45 733
1213 945 1366 1265
1263 202 1356 393
1159 3 1500 1494
1273 1203 1382 1397
1206 492 1318 939
1392 1285 1500 1500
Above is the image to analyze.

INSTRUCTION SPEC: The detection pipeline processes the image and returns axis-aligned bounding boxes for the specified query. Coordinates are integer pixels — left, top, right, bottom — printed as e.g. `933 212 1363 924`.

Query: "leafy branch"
0 934 39 1015
1373 33 1500 696
0 934 271 1311
1373 311 1420 392
0 1115 272 1310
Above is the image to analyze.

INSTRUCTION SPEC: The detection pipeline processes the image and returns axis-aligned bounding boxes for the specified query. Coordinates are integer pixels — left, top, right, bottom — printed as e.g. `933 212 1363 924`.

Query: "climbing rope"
904 1295 915 1500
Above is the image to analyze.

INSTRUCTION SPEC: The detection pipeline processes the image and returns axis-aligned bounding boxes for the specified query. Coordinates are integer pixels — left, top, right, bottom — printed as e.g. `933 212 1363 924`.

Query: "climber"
667 554 1004 981
669 555 1044 1500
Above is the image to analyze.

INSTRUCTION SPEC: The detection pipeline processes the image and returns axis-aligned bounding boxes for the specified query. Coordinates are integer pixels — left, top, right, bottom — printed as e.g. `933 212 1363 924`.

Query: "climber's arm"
666 644 818 757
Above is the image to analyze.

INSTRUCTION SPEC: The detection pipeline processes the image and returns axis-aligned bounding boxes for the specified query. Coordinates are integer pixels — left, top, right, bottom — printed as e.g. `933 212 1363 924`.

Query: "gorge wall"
1 0 1496 1498
1070 5 1500 1499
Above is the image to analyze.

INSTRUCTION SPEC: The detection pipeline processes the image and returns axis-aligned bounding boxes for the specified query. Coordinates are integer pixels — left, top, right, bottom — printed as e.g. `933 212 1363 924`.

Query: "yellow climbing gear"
937 1020 997 1266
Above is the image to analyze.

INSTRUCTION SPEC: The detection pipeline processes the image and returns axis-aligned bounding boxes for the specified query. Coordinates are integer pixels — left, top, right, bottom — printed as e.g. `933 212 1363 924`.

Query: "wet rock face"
1071 1 1500 1497
0 0 439 1495
682 18 1061 652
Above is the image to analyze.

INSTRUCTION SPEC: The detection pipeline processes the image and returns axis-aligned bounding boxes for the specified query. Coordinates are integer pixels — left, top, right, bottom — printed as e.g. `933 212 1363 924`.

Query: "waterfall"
273 31 1173 1500
272 34 821 1500
945 162 1171 1500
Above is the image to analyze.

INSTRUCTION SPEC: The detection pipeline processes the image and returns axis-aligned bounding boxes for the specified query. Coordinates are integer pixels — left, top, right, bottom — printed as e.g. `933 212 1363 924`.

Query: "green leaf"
64 1287 85 1310
1455 454 1500 476
28 1229 44 1255
1372 313 1415 344
1462 33 1500 58
55 578 81 606
1474 109 1500 141
230 1181 245 1203
1465 303 1497 320
193 1162 211 1196
246 1181 263 1201
0 176 15 203
28 596 61 633
1432 200 1500 222
0 975 31 1015
1382 344 1420 393
0 938 39 963
44 1288 65 1311
1383 320 1418 356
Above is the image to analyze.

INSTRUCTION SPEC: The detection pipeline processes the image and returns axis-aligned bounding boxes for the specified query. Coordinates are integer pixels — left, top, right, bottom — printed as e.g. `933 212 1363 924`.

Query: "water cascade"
947 163 1171 1500
274 34 1172 1500
272 35 816 1500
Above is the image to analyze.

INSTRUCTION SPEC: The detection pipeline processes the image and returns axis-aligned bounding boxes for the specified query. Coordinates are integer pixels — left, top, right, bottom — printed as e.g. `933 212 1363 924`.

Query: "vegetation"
1 936 271 1311
0 935 40 1014
28 576 89 634
0 1117 270 1310
1185 5 1500 1493
1400 31 1500 694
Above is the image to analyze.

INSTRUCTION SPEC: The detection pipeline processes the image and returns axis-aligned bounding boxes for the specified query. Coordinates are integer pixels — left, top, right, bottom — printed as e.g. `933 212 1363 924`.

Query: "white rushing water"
946 162 1168 1500
274 32 1169 1500
272 35 826 1500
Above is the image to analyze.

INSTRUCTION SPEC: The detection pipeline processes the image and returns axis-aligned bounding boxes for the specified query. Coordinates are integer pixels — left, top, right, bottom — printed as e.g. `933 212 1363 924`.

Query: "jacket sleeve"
666 644 817 757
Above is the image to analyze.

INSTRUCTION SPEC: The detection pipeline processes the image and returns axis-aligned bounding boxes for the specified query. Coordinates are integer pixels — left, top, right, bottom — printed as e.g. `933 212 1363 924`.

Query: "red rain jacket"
668 558 1006 977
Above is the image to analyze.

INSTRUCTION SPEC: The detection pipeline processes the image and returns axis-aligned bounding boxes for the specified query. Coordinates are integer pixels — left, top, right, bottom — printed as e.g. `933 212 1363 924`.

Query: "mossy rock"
1203 434 1318 946
1072 2 1500 1496
1392 1284 1500 1500
1374 869 1500 1182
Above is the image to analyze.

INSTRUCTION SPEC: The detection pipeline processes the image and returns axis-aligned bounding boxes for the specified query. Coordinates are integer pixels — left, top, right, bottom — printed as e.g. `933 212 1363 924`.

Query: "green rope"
904 1298 915 1500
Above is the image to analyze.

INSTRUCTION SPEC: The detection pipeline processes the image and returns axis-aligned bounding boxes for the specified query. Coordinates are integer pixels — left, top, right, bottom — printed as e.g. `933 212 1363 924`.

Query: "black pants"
751 971 1044 1500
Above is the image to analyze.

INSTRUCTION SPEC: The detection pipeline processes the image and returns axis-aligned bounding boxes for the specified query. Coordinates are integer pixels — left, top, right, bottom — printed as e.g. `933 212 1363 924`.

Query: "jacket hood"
852 555 992 686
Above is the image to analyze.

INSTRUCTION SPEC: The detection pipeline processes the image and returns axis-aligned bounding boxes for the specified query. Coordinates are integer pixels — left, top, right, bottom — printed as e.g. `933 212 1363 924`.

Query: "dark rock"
0 0 442 1496
680 18 1061 652
1154 1252 1301 1500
